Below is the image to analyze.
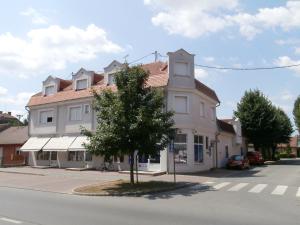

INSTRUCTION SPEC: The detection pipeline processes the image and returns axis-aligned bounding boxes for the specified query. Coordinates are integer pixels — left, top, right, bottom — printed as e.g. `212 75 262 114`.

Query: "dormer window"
76 79 88 90
45 85 55 96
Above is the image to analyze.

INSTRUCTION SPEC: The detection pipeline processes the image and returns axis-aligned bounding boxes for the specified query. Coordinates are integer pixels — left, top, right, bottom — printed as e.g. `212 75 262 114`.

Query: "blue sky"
0 0 299 129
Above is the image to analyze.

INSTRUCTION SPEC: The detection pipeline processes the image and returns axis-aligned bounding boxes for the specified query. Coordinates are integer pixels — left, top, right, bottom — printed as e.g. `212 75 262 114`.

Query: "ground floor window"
37 151 50 160
194 135 204 163
68 151 84 161
174 134 187 164
50 152 57 160
15 147 21 155
225 146 229 158
85 152 92 161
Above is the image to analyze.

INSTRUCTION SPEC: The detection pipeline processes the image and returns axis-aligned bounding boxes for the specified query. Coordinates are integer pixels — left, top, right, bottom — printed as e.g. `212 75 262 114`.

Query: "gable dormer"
72 68 94 90
104 60 123 85
167 48 195 89
42 76 60 96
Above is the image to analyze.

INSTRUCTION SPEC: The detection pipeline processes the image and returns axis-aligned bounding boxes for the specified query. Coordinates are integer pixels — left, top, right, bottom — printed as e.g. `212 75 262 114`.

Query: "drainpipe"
164 87 170 174
215 102 221 168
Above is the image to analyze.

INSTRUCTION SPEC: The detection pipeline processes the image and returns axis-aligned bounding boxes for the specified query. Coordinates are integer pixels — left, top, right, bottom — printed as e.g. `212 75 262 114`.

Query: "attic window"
45 85 55 96
108 74 115 85
174 62 188 76
76 79 88 90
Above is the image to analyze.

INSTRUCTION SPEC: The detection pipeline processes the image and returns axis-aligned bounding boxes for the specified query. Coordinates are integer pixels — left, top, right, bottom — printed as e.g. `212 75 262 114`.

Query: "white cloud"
0 92 34 106
0 86 8 96
275 56 300 76
0 24 123 78
203 56 215 63
21 7 49 25
145 0 300 40
195 68 208 80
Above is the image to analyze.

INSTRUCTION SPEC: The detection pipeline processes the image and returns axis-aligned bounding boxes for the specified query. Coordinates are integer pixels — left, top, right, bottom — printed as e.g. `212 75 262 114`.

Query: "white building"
21 48 246 173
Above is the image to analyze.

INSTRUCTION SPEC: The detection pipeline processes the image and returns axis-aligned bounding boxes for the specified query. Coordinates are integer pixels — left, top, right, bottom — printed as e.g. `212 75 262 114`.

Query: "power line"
128 52 155 65
194 63 300 71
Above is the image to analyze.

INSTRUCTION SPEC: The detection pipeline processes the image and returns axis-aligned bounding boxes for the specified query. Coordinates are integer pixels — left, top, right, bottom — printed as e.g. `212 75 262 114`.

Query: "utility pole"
154 51 158 62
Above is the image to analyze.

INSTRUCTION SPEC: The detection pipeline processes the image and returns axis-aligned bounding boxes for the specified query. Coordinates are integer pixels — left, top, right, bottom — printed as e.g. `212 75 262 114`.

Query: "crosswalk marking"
228 183 249 192
213 182 231 190
248 184 267 193
204 181 215 185
0 217 22 224
271 185 288 195
296 187 300 197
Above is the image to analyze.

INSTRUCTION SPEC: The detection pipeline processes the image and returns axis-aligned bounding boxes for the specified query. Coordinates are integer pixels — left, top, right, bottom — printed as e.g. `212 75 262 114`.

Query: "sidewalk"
0 166 240 194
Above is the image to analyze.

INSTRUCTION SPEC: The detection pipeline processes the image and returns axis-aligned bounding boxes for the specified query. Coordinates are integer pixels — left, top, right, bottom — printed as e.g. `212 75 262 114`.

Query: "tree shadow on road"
144 183 217 200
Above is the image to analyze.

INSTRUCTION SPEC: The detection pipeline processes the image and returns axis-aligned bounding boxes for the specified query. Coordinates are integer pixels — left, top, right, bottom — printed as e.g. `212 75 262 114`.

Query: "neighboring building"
0 111 20 125
0 126 29 167
277 136 300 157
216 119 247 168
21 49 224 173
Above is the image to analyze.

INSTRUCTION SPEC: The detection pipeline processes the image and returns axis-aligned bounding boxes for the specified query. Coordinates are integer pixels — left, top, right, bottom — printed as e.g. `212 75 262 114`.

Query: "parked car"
227 155 250 170
246 151 264 165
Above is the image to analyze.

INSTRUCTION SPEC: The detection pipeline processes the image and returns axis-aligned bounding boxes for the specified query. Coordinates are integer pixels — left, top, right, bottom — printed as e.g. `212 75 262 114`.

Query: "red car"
227 155 250 170
246 151 264 165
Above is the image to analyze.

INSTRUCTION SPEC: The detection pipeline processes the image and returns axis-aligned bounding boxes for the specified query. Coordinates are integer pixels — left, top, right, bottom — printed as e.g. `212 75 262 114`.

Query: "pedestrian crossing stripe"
248 184 268 193
228 183 249 192
296 187 300 197
213 182 231 190
271 185 288 195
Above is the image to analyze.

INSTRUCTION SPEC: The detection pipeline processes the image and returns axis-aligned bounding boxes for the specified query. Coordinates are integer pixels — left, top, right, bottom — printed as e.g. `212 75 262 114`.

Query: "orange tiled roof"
27 62 219 106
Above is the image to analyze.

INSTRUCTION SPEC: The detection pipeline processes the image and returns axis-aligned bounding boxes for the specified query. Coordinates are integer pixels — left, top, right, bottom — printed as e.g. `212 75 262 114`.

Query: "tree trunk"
130 152 135 185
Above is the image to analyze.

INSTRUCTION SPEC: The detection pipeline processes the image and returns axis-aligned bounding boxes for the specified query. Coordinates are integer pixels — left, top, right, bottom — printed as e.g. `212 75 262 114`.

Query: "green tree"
293 96 300 133
82 65 175 184
234 89 293 159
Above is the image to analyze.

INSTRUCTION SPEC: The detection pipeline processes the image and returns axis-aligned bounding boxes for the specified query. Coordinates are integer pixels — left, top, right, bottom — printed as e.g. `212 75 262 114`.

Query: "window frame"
68 151 84 161
44 85 55 96
225 145 229 158
68 105 82 122
174 133 188 164
200 102 205 117
76 78 88 90
174 61 189 77
39 109 55 125
84 104 90 114
194 135 204 163
174 95 189 114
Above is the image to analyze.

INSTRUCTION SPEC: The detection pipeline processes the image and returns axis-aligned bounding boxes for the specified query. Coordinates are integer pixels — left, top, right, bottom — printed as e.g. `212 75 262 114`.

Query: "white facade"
24 48 233 173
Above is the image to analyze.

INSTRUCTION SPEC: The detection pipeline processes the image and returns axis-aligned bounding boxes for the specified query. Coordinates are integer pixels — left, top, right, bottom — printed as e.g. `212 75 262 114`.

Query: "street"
0 159 299 225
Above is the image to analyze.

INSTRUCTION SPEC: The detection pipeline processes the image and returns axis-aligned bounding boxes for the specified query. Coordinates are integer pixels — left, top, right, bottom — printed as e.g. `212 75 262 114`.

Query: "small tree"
293 96 300 134
82 65 175 184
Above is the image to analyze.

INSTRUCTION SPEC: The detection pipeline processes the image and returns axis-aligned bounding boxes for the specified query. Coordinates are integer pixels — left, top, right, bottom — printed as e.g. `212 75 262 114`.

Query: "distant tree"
293 96 300 134
82 65 175 184
235 89 293 159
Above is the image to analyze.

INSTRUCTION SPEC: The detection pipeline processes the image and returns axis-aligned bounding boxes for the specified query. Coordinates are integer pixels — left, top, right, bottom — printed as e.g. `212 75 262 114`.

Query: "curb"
72 182 197 197
0 170 45 176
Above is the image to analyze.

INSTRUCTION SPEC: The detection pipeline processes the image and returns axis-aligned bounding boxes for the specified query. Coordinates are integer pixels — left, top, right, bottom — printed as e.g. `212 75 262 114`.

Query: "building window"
51 152 57 160
174 134 187 164
15 147 21 155
240 147 244 156
174 62 188 76
206 136 209 149
36 151 50 160
85 152 92 161
69 106 82 121
194 135 204 163
68 151 84 161
76 79 88 90
39 110 54 124
45 85 55 96
200 102 205 117
108 74 115 84
174 96 188 114
211 107 216 121
225 145 229 158
84 105 90 114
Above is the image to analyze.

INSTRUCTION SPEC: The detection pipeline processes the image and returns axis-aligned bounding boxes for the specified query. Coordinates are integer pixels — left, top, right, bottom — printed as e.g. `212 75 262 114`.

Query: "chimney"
8 112 11 115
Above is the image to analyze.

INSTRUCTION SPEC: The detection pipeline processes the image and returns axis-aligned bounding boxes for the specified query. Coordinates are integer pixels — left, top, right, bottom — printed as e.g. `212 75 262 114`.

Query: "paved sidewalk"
0 166 245 194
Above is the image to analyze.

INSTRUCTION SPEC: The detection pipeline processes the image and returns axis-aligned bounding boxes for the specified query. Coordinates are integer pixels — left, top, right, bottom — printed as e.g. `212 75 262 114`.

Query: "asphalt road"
0 159 299 225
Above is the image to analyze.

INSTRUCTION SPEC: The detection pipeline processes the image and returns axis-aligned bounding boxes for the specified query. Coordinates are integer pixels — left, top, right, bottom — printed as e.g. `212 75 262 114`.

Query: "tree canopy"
82 65 175 184
293 96 300 133
234 89 293 154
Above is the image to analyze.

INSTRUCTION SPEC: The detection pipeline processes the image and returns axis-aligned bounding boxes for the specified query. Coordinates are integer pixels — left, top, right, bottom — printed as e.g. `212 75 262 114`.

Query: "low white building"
21 48 245 173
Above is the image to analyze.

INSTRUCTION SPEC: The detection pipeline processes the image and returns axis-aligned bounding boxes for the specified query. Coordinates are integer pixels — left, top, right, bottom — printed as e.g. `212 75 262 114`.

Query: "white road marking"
213 182 231 190
228 183 249 192
296 187 300 197
203 181 215 185
271 185 288 195
248 184 268 193
0 217 22 224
